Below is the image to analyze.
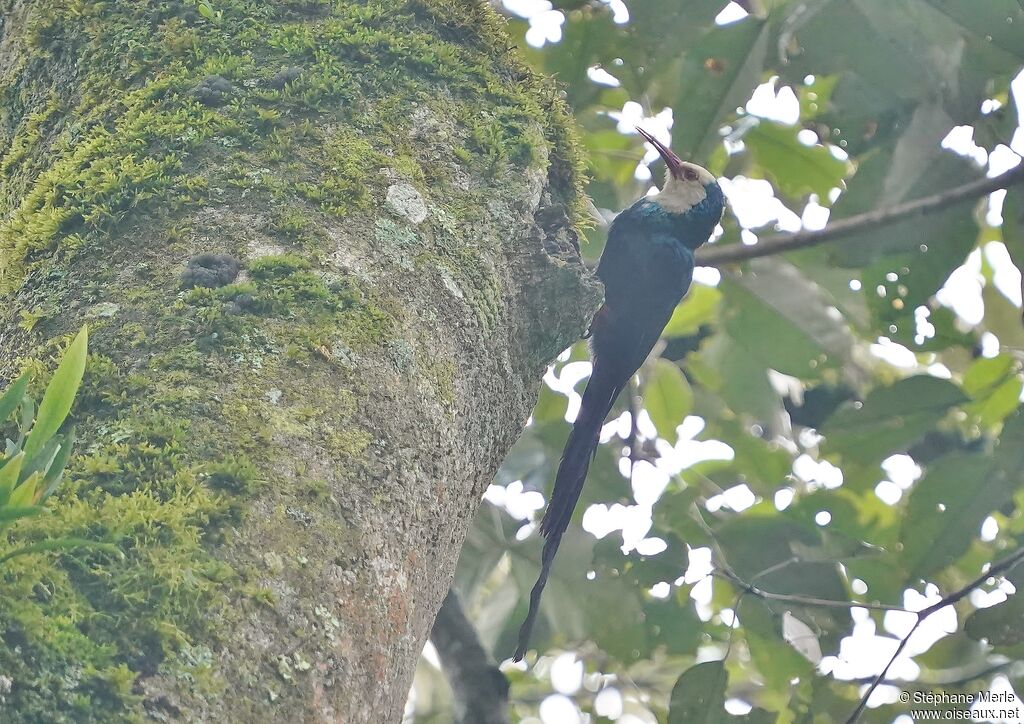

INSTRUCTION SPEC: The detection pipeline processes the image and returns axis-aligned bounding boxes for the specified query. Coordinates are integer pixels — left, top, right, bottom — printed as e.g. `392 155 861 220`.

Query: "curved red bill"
636 126 684 178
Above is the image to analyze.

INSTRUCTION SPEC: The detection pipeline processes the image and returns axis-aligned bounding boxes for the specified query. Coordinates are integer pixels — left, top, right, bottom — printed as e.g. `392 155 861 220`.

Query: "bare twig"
716 568 910 613
850 659 1019 688
696 165 1024 266
844 617 922 724
749 555 800 583
844 546 1024 724
919 546 1024 618
430 589 510 724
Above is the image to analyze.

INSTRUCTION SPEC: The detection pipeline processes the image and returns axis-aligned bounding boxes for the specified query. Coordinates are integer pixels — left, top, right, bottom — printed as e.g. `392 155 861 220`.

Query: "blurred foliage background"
408 1 1024 722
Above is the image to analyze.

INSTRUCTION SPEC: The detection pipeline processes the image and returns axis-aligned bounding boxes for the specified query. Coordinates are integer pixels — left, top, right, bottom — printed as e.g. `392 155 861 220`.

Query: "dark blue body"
593 185 724 378
514 181 725 661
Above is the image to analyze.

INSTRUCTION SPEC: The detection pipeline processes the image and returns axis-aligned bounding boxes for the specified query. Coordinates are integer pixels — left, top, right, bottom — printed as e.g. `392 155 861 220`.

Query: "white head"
637 127 719 215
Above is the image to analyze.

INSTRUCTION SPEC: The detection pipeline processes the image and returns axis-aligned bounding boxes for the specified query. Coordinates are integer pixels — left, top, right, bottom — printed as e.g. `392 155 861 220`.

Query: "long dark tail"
513 360 624 661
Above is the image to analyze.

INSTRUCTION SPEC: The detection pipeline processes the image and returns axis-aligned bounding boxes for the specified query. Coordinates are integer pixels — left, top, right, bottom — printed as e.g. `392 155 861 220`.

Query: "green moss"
430 357 457 404
0 487 228 722
248 253 313 279
271 208 311 239
324 427 373 459
181 253 392 357
0 94 64 205
205 455 261 494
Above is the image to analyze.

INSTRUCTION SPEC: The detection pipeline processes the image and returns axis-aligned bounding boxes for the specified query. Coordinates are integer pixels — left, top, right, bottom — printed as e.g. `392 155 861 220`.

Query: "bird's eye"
682 167 699 181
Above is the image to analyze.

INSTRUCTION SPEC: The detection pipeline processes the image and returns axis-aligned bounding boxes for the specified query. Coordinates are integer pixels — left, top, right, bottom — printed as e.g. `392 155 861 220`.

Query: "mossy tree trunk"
0 1 598 721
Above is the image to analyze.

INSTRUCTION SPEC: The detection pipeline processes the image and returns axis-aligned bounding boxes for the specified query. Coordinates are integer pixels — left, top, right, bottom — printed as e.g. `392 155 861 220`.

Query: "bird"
513 127 725 662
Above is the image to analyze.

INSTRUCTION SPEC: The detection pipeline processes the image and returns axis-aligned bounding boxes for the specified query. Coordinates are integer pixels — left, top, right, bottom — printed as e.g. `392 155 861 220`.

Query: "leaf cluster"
0 328 112 564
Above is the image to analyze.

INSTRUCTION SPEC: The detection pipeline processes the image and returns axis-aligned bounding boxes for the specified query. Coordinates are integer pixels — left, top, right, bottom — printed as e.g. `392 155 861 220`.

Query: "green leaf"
965 597 1024 646
691 332 781 422
720 275 830 378
593 532 688 589
644 593 703 657
822 376 968 463
456 504 521 603
982 283 1024 353
196 1 219 21
7 472 41 508
0 505 43 526
19 396 34 445
0 373 30 425
668 660 729 724
578 576 647 663
963 355 1023 428
889 304 978 354
798 74 840 120
900 456 987 578
653 485 707 545
707 417 792 494
20 435 62 485
780 0 948 103
918 0 1024 60
0 451 25 506
901 412 1024 579
532 384 569 425
39 430 75 503
743 120 849 198
643 359 693 444
880 100 958 203
730 258 859 379
584 129 642 198
23 326 87 464
968 377 1023 429
741 601 817 689
670 17 769 162
523 8 619 109
827 375 967 427
663 283 722 338
1003 185 1024 282
627 0 726 69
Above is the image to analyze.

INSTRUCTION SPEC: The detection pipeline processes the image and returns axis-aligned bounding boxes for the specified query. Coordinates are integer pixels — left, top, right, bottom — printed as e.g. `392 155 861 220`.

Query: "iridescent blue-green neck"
629 182 724 250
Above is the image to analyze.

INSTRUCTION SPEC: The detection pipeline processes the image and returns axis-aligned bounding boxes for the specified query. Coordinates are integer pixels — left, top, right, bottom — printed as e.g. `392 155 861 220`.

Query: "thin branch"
919 546 1024 617
749 555 801 583
850 659 1019 688
696 164 1024 266
844 617 922 724
430 589 510 724
716 568 910 613
844 546 1024 724
689 502 736 578
725 589 748 660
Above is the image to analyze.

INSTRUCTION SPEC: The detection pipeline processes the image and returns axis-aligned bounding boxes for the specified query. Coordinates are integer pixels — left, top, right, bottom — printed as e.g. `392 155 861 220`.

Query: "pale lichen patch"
385 182 429 224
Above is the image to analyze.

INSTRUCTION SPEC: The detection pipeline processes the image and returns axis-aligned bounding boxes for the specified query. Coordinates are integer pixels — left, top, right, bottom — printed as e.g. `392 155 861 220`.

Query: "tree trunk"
0 1 598 721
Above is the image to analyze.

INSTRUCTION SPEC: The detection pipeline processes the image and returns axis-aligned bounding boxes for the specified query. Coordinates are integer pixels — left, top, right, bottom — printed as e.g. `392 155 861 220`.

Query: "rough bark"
0 1 600 721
